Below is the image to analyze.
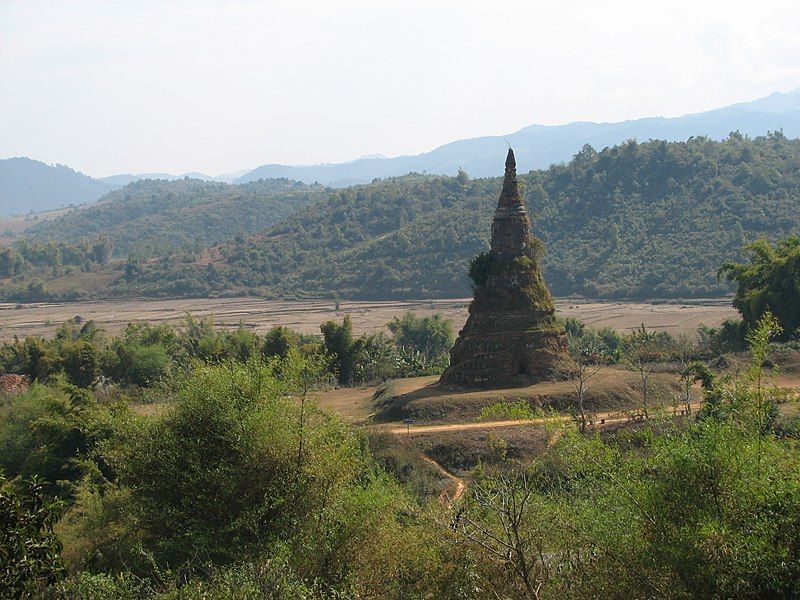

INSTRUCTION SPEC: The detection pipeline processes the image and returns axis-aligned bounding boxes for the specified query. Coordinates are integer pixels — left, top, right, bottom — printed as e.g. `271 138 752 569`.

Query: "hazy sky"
2 0 800 177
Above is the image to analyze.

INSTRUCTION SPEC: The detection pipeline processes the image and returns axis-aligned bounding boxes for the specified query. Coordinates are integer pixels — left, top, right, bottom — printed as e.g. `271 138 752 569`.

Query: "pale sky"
2 0 799 177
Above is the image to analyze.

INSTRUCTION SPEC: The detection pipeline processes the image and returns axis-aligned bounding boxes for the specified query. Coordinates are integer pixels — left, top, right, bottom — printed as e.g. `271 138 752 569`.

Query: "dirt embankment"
369 369 683 425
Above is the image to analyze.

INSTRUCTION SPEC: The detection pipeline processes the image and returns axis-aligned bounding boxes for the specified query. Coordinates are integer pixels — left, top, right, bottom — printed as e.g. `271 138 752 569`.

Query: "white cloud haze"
1 0 799 176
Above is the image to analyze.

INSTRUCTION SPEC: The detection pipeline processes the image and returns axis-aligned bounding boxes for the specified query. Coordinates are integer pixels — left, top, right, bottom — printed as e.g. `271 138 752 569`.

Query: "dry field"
0 296 738 341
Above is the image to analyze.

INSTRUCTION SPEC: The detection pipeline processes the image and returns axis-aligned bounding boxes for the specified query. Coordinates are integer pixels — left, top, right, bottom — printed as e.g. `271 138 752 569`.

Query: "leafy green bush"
0 383 119 498
720 236 800 336
61 340 99 388
69 357 429 592
262 326 299 358
0 476 65 597
387 311 454 361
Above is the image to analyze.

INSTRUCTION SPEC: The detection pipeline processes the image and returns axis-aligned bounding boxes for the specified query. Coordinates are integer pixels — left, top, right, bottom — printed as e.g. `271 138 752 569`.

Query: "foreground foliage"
2 312 799 598
0 476 65 597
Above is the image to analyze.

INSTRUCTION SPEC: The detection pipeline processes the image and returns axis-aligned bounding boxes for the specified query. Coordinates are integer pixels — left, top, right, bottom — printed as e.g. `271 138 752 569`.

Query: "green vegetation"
0 475 65 596
0 311 453 391
5 133 800 301
35 132 793 301
23 178 327 258
478 399 541 421
0 382 119 498
720 236 800 337
4 137 800 597
0 310 797 598
387 312 454 361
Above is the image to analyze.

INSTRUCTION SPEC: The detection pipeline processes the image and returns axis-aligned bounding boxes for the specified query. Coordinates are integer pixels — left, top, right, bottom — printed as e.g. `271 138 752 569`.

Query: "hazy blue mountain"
101 172 218 186
237 88 800 186
5 88 800 214
0 157 119 216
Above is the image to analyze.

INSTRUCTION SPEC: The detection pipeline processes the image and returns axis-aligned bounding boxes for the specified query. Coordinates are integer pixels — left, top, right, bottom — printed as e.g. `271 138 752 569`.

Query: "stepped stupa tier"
439 149 572 388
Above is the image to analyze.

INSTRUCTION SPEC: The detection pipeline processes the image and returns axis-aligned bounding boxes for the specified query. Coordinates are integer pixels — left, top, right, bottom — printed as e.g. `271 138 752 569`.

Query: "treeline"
6 236 113 270
5 133 800 302
0 311 454 390
105 132 800 300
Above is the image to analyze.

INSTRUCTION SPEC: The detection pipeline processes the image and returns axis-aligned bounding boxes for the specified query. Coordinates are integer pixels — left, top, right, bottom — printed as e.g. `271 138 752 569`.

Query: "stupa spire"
499 148 521 207
491 148 530 256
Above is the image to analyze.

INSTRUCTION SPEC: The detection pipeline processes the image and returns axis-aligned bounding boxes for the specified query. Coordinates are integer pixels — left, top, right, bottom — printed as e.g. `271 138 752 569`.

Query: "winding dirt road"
380 402 703 436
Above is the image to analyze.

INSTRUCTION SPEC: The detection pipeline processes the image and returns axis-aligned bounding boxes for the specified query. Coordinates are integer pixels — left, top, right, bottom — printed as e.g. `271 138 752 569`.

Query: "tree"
671 332 698 412
566 333 607 432
719 236 800 336
387 312 454 361
21 337 58 383
279 348 329 467
61 340 99 388
0 384 113 497
262 326 298 358
101 358 409 582
621 325 666 419
105 342 170 386
451 469 558 599
320 315 357 385
89 235 114 265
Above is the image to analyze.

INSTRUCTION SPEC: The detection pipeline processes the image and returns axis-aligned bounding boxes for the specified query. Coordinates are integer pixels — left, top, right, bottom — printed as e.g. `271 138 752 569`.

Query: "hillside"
0 157 118 216
104 132 800 301
23 177 329 257
5 133 799 302
236 88 800 186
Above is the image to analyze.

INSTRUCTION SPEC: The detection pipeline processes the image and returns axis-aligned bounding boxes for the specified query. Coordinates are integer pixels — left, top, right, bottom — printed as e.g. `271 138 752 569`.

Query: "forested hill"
23 177 329 257
118 132 800 301
0 157 118 216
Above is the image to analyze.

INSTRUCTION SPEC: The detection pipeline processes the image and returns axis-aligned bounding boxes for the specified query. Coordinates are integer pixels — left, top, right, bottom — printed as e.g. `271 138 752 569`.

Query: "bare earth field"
0 296 737 341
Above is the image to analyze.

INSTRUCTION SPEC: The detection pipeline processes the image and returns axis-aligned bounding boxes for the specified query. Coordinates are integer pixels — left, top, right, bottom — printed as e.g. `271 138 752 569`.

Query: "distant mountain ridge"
2 87 800 215
0 157 119 216
100 172 236 186
236 87 800 186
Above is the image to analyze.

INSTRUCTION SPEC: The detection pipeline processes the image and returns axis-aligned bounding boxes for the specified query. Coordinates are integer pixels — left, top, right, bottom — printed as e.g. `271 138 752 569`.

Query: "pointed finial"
505 148 516 170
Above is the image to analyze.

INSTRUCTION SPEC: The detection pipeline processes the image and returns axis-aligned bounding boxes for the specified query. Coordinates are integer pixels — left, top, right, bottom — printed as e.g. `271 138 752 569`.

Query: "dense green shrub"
387 311 454 361
720 236 800 337
0 383 119 498
58 357 460 597
0 476 65 597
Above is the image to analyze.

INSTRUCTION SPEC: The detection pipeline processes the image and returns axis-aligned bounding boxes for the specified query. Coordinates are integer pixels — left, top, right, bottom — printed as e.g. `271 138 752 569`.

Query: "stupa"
439 149 572 388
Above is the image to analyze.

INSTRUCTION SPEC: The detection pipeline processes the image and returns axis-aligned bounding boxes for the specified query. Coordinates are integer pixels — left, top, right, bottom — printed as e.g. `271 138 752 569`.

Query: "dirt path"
381 401 702 505
420 455 467 505
381 402 704 436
